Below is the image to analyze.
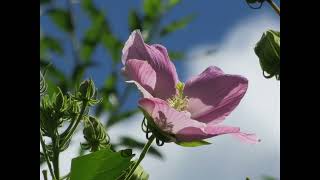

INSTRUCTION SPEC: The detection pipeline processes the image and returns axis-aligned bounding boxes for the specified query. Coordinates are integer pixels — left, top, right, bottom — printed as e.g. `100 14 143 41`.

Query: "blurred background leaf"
48 9 73 33
160 14 195 37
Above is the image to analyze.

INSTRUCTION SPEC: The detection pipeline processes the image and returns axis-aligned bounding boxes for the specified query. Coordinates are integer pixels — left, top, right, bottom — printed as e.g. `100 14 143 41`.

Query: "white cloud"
41 14 279 180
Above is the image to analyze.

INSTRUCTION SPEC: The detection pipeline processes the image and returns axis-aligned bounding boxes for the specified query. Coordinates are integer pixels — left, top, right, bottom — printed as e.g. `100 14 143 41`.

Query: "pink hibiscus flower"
121 30 259 144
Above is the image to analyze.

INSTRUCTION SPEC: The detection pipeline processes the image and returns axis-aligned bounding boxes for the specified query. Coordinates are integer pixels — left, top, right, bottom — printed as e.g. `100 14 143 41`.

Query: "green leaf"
101 32 123 62
166 0 181 9
70 148 134 180
106 109 139 127
169 51 184 61
176 140 211 147
118 136 163 159
160 14 195 37
40 36 64 55
47 9 73 33
81 0 100 19
80 14 105 61
143 0 162 19
128 10 143 32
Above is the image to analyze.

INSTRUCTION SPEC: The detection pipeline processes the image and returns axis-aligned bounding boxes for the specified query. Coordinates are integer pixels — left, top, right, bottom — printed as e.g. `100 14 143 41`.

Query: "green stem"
52 135 60 179
60 115 77 138
266 0 280 16
124 135 156 180
60 100 88 147
40 130 56 180
42 170 48 180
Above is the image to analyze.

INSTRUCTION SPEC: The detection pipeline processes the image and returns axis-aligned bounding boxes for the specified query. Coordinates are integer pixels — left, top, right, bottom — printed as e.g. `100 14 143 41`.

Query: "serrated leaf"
176 140 211 147
119 136 163 159
70 148 134 180
48 9 73 33
106 109 139 127
160 14 195 37
128 10 142 32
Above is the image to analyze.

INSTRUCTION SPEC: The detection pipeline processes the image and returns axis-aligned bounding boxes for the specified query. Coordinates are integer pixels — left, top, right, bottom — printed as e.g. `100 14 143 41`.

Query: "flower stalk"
124 134 156 180
40 130 56 180
266 0 280 15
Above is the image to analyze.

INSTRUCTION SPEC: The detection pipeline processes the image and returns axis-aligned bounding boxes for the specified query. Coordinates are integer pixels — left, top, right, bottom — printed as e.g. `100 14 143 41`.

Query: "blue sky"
41 0 279 85
40 0 280 179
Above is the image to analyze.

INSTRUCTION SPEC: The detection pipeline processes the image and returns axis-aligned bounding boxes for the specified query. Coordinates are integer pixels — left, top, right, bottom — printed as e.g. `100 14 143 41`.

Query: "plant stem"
266 0 280 16
60 100 88 147
40 130 56 180
124 135 156 180
52 135 60 179
42 170 48 180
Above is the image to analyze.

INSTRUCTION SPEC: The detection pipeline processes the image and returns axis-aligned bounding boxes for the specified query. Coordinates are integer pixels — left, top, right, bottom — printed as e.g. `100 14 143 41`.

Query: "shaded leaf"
70 148 134 180
143 0 163 19
106 109 139 127
41 36 64 55
160 14 195 37
119 136 163 159
80 13 105 61
47 9 73 33
176 140 211 147
81 0 100 19
101 32 123 62
129 10 143 32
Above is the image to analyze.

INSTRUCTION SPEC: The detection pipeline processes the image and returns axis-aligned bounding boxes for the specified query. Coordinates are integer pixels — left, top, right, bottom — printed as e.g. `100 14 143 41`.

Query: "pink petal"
230 132 260 144
184 66 248 124
123 59 156 97
122 30 148 65
176 125 240 142
138 98 206 135
122 30 179 100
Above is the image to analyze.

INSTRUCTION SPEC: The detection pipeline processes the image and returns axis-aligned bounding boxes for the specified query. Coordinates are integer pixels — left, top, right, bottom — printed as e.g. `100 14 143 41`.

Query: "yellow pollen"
167 82 189 111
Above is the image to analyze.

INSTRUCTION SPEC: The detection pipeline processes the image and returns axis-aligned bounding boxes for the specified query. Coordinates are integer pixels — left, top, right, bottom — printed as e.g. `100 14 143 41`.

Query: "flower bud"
79 79 96 100
254 30 280 80
54 88 65 111
81 116 110 152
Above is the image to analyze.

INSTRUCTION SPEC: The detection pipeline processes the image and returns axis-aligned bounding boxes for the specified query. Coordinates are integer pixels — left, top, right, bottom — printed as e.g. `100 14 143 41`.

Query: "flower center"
167 82 189 111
